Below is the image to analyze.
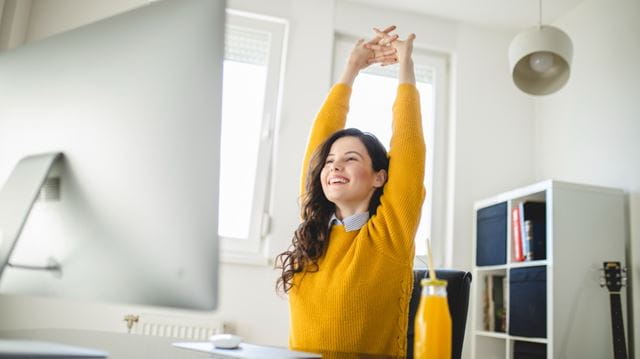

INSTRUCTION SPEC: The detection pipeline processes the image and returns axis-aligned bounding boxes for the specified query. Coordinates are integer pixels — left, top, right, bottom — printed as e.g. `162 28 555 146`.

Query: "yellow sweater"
289 83 426 356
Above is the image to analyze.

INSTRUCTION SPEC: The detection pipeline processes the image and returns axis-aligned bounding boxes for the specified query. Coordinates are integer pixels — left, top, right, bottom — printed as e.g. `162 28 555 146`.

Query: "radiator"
128 313 230 340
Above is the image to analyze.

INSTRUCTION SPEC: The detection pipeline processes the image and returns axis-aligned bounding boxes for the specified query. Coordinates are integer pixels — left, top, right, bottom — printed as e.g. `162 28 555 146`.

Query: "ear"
373 169 387 188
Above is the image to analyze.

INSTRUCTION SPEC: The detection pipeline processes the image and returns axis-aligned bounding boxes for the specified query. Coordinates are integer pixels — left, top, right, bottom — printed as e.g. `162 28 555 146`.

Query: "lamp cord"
538 0 543 29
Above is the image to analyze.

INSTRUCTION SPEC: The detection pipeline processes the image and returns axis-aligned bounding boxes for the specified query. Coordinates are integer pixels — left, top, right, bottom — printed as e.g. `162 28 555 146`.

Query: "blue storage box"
509 266 547 338
514 341 546 359
476 202 507 266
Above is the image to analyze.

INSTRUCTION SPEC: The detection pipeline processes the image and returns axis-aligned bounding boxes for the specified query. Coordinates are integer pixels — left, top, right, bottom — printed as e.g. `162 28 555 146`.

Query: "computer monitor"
0 0 224 311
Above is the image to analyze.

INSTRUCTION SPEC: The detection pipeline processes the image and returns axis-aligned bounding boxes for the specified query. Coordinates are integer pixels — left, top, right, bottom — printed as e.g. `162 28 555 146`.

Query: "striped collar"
329 211 370 232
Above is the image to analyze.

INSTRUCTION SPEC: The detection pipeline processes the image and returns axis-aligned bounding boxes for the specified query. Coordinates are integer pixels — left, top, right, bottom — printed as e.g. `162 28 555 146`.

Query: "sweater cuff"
331 83 353 97
397 83 418 98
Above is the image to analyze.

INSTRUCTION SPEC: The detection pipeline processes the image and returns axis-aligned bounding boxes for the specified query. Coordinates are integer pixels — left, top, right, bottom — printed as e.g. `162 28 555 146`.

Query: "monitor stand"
0 153 107 357
0 152 63 278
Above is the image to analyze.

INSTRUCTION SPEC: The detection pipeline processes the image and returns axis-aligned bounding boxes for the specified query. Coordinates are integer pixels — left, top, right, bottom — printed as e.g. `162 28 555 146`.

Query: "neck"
335 202 370 220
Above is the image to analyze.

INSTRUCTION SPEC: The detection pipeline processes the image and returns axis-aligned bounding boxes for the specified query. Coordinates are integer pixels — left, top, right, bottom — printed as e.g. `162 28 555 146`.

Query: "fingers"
372 29 398 46
373 25 396 35
364 43 397 52
369 47 397 57
367 54 398 65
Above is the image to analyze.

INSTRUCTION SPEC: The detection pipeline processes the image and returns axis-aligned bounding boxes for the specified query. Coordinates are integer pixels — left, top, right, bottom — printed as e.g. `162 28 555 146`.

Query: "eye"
347 157 357 161
325 159 334 165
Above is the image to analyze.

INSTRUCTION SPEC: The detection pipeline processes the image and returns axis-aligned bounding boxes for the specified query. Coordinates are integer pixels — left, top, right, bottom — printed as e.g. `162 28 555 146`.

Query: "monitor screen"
0 0 224 310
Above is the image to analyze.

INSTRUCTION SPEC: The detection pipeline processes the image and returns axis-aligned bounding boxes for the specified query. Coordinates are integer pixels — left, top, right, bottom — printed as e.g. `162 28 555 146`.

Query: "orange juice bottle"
414 278 452 359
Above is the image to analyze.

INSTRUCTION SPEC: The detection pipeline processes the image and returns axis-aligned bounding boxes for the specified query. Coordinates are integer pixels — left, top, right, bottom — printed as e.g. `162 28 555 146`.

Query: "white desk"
0 339 108 358
173 342 321 359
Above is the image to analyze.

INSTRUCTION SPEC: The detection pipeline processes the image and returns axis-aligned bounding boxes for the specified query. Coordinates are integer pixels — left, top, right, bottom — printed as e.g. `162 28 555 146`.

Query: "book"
483 275 494 331
484 274 507 332
492 275 506 332
518 202 528 260
521 201 547 260
512 206 524 261
524 220 534 260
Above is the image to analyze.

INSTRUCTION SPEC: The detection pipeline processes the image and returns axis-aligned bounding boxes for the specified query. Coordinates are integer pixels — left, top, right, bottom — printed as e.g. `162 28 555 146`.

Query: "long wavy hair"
275 128 389 294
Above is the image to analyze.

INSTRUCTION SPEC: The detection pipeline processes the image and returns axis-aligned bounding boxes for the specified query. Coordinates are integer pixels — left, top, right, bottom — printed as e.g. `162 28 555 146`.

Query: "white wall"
534 0 640 354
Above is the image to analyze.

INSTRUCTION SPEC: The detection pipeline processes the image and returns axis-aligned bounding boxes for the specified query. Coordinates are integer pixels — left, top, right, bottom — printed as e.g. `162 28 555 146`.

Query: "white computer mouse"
209 333 243 349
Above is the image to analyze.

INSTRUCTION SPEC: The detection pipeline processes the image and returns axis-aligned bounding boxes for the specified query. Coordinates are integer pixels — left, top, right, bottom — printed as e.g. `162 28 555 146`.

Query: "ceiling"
341 0 587 30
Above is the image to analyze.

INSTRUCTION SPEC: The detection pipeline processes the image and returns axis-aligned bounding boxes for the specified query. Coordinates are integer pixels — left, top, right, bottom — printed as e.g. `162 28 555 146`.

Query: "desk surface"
0 339 108 358
174 341 405 359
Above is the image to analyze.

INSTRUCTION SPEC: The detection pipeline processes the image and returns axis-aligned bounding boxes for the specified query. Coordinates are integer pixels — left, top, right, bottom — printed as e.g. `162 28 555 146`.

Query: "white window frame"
332 34 454 268
220 10 287 263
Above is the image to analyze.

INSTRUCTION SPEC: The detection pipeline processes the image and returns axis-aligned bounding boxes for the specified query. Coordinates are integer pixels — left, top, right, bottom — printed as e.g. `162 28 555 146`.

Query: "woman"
276 26 425 356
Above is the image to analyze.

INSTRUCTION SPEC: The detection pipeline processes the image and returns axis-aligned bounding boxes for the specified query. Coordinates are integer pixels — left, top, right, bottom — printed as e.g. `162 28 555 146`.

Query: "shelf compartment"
474 269 508 334
475 335 507 359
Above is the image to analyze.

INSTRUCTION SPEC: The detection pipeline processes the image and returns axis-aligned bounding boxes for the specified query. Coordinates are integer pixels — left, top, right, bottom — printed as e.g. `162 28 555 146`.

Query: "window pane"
347 67 435 255
218 60 267 239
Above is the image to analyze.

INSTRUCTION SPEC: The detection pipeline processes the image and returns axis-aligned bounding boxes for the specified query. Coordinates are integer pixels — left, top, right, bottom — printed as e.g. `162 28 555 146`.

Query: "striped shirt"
328 212 370 232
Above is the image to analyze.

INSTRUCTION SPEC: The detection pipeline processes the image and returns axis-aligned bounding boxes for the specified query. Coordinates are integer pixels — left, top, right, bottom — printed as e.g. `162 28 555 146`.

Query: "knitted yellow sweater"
289 83 425 356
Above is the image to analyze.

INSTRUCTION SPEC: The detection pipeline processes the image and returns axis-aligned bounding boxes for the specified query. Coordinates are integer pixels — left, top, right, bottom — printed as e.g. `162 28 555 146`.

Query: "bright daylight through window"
335 36 449 257
218 13 285 254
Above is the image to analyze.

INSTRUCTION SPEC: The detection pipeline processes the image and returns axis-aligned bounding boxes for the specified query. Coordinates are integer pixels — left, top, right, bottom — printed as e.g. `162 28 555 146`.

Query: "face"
320 136 386 213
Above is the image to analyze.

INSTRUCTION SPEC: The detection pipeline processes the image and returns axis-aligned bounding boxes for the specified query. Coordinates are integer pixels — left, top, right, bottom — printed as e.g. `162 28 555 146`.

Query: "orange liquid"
414 295 452 359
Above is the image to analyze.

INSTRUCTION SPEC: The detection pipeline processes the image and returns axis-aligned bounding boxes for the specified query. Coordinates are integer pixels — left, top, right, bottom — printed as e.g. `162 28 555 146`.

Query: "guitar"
601 261 628 359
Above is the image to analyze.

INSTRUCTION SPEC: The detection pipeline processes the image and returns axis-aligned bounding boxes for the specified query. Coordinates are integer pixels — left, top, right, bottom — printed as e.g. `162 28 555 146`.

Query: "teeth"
329 177 349 184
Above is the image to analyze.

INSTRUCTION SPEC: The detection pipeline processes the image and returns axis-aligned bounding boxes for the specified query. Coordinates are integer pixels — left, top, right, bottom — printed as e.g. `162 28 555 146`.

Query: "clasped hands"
348 25 416 71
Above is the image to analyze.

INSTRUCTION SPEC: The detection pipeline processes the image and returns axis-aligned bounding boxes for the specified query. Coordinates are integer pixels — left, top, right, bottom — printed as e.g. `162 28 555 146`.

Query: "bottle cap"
421 278 448 287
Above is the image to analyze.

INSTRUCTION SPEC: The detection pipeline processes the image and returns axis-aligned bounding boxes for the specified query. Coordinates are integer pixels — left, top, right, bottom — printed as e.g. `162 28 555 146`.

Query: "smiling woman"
275 26 426 356
319 130 388 219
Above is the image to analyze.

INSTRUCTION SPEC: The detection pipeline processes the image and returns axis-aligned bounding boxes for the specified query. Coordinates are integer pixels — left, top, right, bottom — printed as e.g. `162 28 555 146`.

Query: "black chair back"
407 269 472 359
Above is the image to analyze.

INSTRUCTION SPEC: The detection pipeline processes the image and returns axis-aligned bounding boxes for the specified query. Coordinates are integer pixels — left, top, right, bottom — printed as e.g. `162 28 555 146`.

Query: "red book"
512 207 524 261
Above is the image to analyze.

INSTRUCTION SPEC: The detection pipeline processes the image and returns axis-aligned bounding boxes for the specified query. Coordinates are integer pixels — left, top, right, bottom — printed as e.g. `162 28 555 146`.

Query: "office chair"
407 269 472 359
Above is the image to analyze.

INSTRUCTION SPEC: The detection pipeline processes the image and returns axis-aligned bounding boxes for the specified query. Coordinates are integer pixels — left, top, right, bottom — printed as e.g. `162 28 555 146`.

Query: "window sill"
220 249 272 267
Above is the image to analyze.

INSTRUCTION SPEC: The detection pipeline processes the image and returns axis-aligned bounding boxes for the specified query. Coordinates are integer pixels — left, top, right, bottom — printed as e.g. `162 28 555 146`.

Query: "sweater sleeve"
367 83 426 261
299 84 352 198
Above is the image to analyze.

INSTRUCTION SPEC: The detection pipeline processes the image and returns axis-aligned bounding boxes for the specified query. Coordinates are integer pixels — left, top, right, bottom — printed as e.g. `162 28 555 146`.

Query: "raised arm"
368 32 426 261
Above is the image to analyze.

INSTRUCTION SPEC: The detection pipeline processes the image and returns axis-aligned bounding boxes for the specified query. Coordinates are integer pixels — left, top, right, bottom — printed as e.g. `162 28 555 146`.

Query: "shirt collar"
328 211 370 232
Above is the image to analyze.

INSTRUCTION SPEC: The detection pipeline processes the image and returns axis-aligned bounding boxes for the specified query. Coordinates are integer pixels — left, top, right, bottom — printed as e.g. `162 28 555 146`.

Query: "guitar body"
602 261 628 359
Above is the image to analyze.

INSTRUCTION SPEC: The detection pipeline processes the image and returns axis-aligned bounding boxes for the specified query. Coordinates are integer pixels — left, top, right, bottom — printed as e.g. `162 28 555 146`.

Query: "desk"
174 342 406 359
0 339 107 358
174 342 319 359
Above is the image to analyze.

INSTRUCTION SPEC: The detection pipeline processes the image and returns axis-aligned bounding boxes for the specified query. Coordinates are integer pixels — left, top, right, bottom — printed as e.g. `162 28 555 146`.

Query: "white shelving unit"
470 180 627 359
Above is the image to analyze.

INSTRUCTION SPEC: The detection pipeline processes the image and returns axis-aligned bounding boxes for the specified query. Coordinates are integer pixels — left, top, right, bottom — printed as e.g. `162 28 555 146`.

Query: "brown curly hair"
275 128 389 294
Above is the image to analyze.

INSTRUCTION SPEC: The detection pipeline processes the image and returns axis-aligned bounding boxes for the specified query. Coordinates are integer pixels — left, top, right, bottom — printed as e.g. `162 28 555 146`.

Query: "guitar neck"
609 293 628 359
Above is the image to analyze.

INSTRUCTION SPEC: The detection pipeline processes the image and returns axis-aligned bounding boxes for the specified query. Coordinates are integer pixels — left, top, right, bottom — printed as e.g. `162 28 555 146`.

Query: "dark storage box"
509 266 546 338
476 202 507 266
513 341 547 359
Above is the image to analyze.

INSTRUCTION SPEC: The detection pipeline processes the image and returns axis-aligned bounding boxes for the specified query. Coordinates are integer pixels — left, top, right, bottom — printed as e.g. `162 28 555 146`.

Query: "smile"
328 176 349 185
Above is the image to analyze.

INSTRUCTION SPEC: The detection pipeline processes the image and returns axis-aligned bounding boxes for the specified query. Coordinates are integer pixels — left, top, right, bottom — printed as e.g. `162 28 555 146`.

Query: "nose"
329 160 343 172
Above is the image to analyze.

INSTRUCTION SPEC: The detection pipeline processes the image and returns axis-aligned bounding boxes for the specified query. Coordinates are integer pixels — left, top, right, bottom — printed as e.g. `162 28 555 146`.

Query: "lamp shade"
509 25 573 95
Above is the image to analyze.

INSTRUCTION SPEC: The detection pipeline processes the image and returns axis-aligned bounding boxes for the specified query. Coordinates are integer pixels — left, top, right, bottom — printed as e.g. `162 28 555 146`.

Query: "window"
219 11 286 259
333 34 452 264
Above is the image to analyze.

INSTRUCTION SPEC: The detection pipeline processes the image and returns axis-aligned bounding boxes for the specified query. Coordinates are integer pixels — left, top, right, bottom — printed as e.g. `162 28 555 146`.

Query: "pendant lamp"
508 0 573 95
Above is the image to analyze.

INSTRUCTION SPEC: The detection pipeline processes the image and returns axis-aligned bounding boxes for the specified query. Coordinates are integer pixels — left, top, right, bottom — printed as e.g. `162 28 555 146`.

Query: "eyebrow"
327 151 363 158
